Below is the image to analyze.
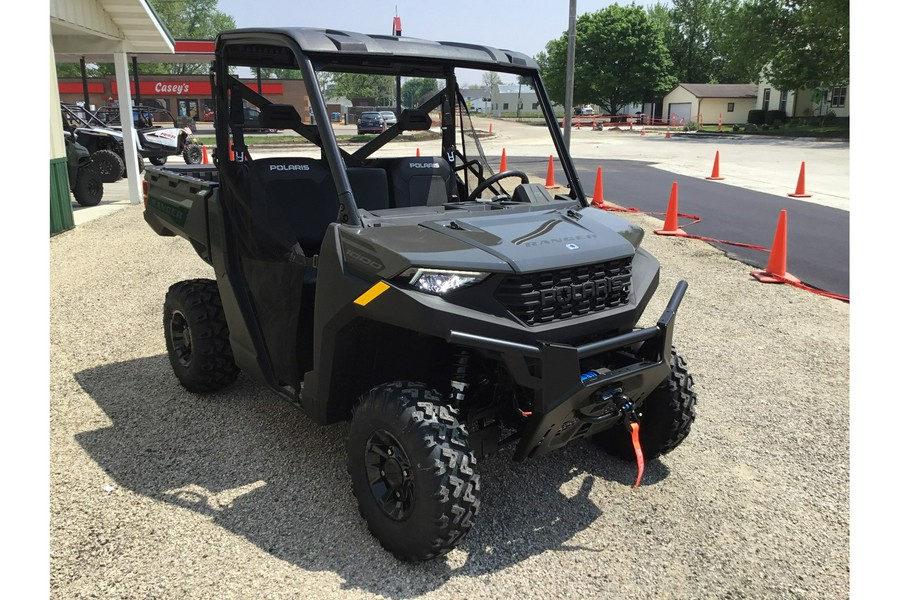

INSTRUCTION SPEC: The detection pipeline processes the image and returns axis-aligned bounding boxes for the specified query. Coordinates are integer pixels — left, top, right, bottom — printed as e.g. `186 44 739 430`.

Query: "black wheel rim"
169 310 193 367
187 146 201 163
365 429 415 520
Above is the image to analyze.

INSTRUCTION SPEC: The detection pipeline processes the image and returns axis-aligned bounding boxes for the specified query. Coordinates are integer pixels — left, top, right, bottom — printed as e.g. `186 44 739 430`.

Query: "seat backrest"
346 167 390 212
248 157 338 256
387 156 457 208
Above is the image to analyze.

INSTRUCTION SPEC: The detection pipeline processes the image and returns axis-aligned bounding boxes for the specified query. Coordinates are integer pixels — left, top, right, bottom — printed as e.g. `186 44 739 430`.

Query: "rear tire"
92 149 124 183
122 154 144 178
72 164 103 206
347 382 480 562
163 279 239 393
149 156 167 166
594 349 697 461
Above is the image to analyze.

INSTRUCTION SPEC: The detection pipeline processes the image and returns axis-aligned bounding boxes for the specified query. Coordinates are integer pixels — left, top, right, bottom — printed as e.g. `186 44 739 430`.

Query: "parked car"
357 111 386 134
380 111 398 127
580 106 595 116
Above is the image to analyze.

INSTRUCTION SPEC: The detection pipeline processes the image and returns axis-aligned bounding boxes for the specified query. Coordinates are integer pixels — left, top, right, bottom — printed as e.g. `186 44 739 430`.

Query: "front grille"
495 258 632 325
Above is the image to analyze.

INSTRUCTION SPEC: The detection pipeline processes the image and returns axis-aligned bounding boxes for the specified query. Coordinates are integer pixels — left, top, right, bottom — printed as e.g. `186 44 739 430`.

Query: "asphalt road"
500 155 850 299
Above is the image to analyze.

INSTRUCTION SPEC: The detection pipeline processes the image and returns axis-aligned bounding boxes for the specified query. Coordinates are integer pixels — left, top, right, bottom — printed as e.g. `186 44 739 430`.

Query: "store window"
831 86 847 108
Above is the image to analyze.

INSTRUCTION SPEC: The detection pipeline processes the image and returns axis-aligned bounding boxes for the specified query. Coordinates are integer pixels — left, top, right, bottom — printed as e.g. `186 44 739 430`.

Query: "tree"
329 73 396 106
260 68 302 79
401 78 438 108
536 4 676 115
481 71 502 90
668 0 717 82
144 0 236 75
761 0 849 90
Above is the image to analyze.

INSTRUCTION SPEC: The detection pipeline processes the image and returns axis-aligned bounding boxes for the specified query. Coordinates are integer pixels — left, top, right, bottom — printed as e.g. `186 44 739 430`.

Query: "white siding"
662 86 698 124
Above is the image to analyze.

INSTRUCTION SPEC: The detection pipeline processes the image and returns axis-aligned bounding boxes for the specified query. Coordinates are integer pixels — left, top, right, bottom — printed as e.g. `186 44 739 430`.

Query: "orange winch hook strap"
630 421 644 490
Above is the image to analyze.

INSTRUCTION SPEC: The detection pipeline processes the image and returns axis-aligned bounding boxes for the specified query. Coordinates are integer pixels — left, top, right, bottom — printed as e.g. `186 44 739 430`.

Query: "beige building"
662 83 758 126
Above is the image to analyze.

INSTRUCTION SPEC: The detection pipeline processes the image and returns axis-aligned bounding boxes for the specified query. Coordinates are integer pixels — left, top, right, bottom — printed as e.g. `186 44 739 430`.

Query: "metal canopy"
51 0 175 57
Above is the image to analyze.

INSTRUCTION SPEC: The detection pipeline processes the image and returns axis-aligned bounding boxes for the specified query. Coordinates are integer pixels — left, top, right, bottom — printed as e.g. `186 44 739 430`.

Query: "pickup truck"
143 26 697 562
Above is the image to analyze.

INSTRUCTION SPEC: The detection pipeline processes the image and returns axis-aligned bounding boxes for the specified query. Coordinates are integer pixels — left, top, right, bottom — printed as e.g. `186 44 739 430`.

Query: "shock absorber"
449 347 472 410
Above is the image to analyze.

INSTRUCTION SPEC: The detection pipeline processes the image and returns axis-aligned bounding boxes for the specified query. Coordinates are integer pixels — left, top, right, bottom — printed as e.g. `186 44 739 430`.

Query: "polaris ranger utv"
143 27 697 562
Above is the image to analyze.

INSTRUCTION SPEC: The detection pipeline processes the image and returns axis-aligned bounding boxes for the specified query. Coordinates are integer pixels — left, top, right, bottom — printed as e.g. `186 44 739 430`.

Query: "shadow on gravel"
75 356 666 598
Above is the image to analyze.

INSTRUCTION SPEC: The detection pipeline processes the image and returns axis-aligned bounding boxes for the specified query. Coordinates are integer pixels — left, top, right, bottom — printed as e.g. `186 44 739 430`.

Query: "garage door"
668 102 693 126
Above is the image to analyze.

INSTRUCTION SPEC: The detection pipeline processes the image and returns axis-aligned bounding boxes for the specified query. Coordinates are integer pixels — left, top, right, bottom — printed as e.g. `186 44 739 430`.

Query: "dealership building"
57 74 310 124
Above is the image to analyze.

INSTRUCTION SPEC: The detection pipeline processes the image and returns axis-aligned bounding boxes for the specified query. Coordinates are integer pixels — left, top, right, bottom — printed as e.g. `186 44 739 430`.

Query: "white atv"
62 104 203 183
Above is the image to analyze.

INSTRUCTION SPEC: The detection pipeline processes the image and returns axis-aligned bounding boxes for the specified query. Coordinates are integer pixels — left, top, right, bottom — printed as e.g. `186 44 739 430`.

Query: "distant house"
755 76 849 118
459 87 490 113
662 83 758 126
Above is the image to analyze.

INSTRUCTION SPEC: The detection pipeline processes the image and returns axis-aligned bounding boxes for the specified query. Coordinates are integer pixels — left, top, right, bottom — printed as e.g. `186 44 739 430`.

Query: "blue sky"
215 0 661 83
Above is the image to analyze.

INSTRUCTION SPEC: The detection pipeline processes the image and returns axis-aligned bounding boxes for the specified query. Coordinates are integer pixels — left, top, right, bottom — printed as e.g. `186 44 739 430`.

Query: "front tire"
183 143 203 164
163 279 239 393
92 149 124 183
149 156 167 166
347 382 481 562
72 163 103 206
594 349 697 461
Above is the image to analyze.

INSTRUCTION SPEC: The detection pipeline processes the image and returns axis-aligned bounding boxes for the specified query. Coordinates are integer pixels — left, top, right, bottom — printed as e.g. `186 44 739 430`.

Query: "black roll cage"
211 30 588 227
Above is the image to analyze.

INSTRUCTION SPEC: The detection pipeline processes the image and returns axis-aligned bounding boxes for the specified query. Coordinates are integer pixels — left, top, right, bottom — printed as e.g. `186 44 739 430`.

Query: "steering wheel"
467 170 530 202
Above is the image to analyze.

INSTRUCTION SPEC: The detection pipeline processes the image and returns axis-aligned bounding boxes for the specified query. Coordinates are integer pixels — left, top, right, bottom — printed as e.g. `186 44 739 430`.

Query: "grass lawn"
696 123 849 138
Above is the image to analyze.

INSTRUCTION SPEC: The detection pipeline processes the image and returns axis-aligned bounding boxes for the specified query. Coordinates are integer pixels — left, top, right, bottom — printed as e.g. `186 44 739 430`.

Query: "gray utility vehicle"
143 27 697 562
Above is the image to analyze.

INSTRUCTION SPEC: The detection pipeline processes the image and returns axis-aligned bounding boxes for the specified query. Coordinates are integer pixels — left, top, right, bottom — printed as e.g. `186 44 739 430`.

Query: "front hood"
420 207 637 272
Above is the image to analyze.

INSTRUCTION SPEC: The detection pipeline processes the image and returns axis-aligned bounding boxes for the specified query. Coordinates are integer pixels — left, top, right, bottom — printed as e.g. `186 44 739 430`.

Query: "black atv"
64 132 103 207
143 27 697 562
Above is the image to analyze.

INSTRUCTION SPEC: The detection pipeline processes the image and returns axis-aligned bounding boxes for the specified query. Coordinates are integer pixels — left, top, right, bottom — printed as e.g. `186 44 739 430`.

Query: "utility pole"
563 0 576 149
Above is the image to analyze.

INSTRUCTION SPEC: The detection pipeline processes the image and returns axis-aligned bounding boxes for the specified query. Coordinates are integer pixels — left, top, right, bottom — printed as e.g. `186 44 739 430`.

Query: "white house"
754 76 849 118
662 83 758 126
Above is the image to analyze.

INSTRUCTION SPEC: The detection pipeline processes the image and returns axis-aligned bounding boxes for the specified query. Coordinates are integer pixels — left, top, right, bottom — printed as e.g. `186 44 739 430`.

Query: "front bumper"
449 280 688 461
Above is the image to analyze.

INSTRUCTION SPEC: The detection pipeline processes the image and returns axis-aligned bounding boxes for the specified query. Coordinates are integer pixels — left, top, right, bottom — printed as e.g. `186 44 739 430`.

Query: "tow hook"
617 396 645 490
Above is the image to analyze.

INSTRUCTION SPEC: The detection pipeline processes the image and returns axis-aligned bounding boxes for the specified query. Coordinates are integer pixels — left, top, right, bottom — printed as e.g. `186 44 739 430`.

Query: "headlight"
401 268 489 295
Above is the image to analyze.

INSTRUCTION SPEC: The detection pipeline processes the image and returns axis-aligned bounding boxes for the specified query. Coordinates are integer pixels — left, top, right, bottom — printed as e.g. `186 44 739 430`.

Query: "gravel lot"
48 198 849 599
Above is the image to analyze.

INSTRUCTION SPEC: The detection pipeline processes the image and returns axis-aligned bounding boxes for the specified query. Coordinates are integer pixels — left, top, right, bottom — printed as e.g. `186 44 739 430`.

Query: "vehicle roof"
217 27 539 73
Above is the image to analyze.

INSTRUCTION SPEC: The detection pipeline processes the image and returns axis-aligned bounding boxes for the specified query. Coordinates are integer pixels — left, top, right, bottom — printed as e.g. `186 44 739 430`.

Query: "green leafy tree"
762 0 849 90
668 0 717 82
329 73 396 106
260 68 302 79
536 4 676 115
401 78 438 108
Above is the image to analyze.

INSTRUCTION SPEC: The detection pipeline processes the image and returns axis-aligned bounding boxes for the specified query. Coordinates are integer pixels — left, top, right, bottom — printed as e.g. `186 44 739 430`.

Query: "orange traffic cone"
706 150 724 180
751 210 801 283
664 131 671 139
788 162 812 198
416 147 421 157
201 144 209 164
545 155 560 189
229 141 235 161
500 148 507 172
489 122 493 133
592 166 605 207
654 182 687 237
